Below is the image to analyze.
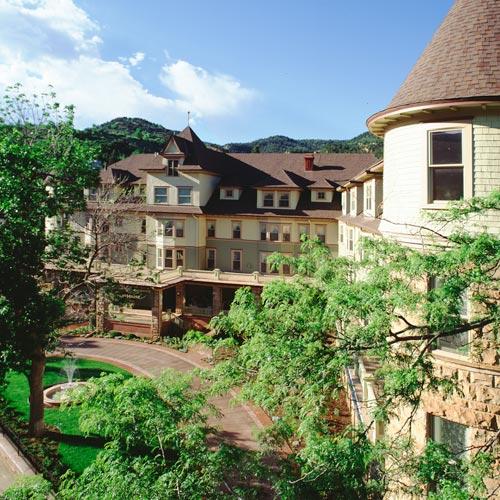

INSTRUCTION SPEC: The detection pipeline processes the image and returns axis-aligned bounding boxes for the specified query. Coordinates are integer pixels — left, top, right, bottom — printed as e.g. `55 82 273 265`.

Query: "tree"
47 180 148 330
58 370 267 499
0 84 98 436
206 192 499 498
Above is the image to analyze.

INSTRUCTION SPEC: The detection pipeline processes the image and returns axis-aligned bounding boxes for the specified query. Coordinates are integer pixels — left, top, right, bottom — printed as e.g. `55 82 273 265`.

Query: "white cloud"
129 51 145 67
160 60 255 117
0 0 256 127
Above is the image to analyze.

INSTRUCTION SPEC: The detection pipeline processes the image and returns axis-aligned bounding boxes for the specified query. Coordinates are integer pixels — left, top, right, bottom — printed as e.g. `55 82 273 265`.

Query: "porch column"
175 283 184 315
251 286 261 304
95 288 108 332
151 288 163 338
212 285 222 316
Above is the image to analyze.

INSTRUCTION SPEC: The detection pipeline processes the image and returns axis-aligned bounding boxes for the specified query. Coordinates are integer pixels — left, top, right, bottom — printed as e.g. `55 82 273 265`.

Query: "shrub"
0 475 51 500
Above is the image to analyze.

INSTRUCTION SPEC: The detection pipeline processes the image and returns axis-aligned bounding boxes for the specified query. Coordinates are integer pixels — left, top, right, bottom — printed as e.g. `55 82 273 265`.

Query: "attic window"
263 193 274 207
278 193 290 208
317 191 326 200
167 159 179 177
225 189 234 198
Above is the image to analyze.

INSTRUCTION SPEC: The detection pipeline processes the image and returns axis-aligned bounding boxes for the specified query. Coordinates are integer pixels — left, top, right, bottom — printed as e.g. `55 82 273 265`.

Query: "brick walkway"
59 336 270 450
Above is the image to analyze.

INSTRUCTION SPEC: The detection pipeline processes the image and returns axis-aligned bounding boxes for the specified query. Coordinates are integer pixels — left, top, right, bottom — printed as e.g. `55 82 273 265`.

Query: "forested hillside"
78 117 383 164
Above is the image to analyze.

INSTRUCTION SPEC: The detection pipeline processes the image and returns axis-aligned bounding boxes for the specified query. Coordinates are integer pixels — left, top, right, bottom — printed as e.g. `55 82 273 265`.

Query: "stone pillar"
213 285 222 316
151 288 163 338
95 288 109 332
175 283 184 315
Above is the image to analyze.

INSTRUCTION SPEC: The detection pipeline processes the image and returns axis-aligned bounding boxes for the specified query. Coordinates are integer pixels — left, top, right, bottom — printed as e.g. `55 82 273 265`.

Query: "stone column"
175 283 184 315
151 288 163 338
95 288 109 332
212 285 222 316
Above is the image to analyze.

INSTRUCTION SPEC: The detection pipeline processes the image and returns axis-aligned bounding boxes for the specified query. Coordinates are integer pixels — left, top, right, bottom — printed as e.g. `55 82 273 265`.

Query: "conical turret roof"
389 0 499 110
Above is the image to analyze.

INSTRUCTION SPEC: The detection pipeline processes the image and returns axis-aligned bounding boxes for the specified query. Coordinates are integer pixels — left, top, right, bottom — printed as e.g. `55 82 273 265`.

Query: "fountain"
43 358 88 407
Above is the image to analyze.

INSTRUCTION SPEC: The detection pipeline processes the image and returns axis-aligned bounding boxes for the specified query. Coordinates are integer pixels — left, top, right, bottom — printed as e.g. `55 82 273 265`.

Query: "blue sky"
0 0 454 143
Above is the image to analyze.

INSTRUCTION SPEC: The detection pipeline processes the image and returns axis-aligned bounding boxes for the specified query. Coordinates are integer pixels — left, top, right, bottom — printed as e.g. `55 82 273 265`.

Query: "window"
350 190 356 214
139 185 146 198
154 186 168 204
176 249 184 268
88 187 97 201
317 191 326 200
141 219 146 234
164 220 174 236
428 130 463 201
342 191 349 215
178 187 192 205
263 192 274 207
225 189 234 198
269 224 279 241
282 224 291 242
282 263 291 275
157 248 163 268
207 220 216 238
430 415 467 457
339 224 344 244
159 220 184 238
260 252 290 275
232 221 241 239
231 250 242 272
315 224 326 243
175 220 184 238
206 248 216 270
260 223 267 241
348 228 354 251
164 249 174 268
167 159 179 176
365 183 372 212
279 192 290 208
429 276 470 354
299 224 309 240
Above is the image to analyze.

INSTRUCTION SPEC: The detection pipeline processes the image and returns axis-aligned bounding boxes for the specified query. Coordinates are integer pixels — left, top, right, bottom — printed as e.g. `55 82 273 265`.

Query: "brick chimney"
304 154 314 171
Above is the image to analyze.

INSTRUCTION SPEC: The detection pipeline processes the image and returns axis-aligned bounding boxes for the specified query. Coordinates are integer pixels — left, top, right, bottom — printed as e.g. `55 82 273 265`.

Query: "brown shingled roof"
387 0 500 111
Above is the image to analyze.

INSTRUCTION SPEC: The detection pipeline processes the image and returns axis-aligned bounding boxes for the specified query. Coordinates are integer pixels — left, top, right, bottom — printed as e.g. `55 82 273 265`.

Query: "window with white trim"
348 228 354 251
231 250 242 272
317 191 326 200
279 192 290 208
315 224 326 243
158 220 184 238
350 190 356 214
157 248 163 267
178 187 192 205
365 183 372 212
232 221 241 239
429 415 468 457
263 192 274 207
154 186 168 204
339 223 344 244
224 189 234 198
299 224 309 240
260 222 288 242
428 129 464 202
167 159 179 176
206 248 216 270
429 276 470 354
207 220 216 238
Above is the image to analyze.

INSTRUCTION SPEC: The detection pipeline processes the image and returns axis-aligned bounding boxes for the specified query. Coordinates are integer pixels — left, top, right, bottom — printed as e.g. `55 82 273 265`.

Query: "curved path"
59 336 269 450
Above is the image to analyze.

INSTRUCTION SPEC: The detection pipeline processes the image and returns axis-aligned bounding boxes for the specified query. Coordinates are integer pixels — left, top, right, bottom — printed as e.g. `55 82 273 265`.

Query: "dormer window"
263 193 274 207
225 189 234 198
178 187 192 205
154 186 168 204
317 191 326 200
428 130 463 201
167 159 179 177
279 193 290 208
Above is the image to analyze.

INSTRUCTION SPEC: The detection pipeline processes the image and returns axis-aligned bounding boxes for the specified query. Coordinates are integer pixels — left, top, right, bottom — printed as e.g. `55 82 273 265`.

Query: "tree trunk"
28 346 46 437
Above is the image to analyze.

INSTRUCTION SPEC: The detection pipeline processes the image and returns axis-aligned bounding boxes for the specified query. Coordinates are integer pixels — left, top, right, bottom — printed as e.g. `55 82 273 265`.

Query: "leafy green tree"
0 475 52 500
206 193 499 497
58 370 267 499
0 84 97 435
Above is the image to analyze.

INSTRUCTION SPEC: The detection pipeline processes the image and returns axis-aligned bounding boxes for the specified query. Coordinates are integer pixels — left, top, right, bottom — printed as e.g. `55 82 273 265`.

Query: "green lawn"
1 357 131 474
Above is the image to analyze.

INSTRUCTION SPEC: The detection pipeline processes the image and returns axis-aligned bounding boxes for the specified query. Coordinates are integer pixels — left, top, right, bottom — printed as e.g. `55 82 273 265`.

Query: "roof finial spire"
187 111 191 127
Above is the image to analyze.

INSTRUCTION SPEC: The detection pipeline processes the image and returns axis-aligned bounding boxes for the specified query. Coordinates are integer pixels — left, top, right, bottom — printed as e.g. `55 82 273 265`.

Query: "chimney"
304 154 314 171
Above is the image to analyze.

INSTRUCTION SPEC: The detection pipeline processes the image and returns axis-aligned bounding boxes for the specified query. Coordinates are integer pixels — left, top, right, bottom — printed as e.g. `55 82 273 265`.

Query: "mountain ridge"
78 117 383 165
